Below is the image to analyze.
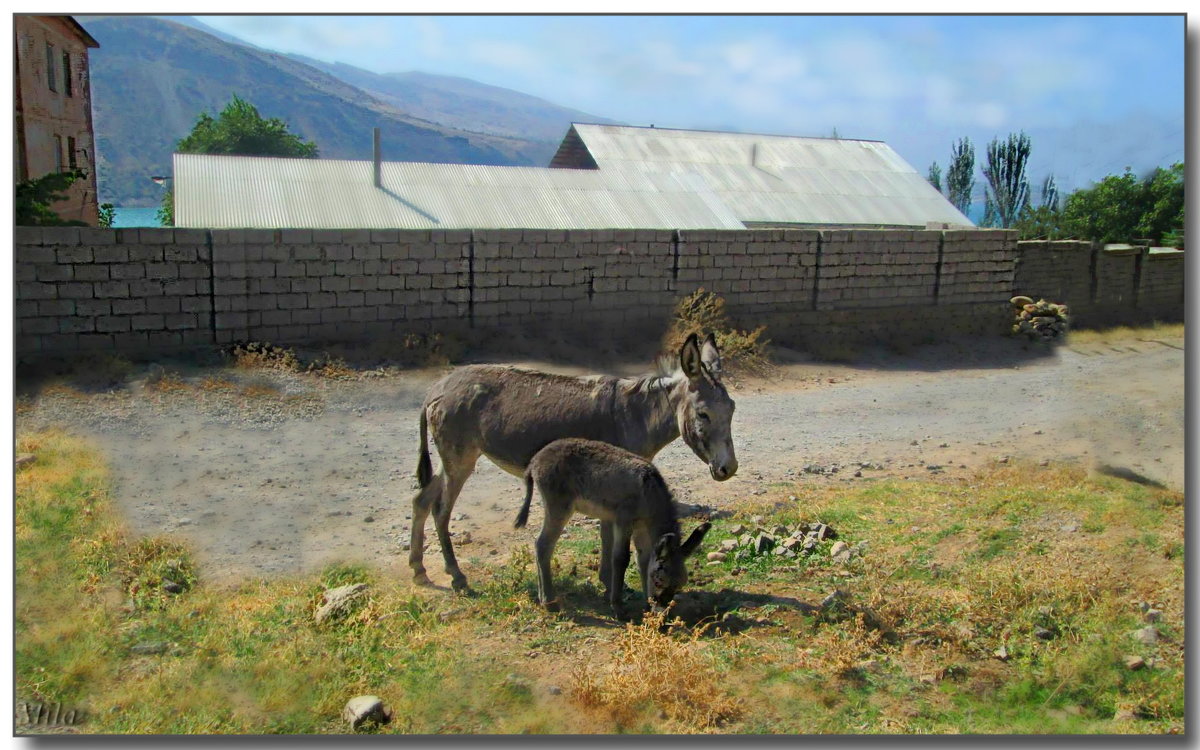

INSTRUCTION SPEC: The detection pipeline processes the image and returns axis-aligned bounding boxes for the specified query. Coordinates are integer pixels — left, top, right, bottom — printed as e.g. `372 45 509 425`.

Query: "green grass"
16 433 1185 735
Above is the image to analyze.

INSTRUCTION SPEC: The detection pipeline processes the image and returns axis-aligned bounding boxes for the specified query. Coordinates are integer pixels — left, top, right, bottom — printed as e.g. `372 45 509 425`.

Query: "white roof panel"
565 124 973 228
174 153 746 230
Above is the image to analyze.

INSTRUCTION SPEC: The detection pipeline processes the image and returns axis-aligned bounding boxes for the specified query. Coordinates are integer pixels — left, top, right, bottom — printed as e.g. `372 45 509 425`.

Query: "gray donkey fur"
515 438 711 618
410 333 736 592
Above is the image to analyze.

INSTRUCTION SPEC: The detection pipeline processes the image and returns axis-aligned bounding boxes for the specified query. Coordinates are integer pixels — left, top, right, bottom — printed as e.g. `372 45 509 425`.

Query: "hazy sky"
193 14 1186 196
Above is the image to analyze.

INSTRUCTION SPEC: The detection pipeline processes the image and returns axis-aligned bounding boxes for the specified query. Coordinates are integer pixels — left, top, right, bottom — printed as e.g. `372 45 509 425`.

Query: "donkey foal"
515 438 711 619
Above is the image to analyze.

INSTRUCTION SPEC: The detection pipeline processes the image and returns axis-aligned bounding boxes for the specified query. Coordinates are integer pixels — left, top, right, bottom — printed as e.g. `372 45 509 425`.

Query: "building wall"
14 16 99 225
15 227 1183 360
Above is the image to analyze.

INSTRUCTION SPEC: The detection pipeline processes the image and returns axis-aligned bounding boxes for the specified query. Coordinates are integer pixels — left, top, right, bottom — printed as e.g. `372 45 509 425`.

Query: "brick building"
14 15 101 225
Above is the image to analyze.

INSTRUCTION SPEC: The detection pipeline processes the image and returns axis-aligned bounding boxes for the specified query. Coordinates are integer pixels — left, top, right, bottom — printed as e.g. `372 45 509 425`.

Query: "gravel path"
17 332 1184 587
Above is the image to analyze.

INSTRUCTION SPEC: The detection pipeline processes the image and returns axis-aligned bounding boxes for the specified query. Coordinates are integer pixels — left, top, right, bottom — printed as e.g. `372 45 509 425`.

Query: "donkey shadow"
541 573 827 636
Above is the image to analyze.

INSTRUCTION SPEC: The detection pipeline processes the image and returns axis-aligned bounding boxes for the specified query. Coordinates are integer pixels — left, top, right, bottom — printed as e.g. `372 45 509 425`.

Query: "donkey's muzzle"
711 459 738 481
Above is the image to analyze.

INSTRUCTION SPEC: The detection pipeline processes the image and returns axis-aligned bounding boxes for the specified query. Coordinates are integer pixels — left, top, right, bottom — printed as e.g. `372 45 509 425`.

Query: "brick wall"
1014 240 1185 327
16 226 1181 361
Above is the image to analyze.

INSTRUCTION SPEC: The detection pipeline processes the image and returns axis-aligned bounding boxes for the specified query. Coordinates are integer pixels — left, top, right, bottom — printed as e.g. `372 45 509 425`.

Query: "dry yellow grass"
570 608 743 731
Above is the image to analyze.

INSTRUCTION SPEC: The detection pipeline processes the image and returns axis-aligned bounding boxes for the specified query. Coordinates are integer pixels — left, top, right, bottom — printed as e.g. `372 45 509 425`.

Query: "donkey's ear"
680 521 712 558
700 333 722 376
655 533 677 561
679 333 703 380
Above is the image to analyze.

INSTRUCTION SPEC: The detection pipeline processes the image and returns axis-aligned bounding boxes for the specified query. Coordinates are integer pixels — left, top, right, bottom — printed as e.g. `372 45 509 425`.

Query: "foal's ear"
680 521 712 558
679 333 703 380
701 333 722 376
655 532 677 561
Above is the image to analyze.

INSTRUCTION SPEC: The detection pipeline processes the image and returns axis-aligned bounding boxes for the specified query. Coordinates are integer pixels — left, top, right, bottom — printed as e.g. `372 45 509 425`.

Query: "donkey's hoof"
543 599 562 613
412 572 433 587
450 577 471 594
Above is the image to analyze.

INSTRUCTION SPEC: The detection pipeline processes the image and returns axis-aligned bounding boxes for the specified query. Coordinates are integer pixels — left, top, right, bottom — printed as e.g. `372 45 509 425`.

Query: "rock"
993 645 1010 661
751 516 765 525
130 641 169 655
1131 626 1159 645
1034 627 1055 640
15 453 35 469
451 512 468 521
161 579 184 594
772 524 789 536
753 533 776 555
1124 655 1146 671
1145 609 1162 623
854 470 862 477
1113 708 1139 722
781 537 802 551
830 541 851 563
363 515 375 523
342 695 393 729
706 551 727 563
315 583 369 623
718 539 738 553
547 685 562 696
729 524 747 535
820 589 846 610
457 531 472 545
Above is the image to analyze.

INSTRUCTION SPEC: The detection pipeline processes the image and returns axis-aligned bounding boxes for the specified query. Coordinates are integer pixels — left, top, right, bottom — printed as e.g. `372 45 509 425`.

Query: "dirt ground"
15 329 1185 588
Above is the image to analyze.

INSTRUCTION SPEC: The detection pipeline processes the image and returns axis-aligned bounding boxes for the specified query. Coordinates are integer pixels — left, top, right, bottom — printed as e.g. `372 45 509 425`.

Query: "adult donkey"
409 333 737 591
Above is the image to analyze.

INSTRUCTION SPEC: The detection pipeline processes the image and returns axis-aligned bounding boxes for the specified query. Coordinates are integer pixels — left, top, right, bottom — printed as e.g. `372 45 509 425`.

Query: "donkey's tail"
514 470 534 529
415 406 433 488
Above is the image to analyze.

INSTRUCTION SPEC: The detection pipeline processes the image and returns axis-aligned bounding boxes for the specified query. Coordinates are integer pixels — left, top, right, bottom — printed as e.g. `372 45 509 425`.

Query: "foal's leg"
608 525 633 620
598 521 614 590
534 503 572 612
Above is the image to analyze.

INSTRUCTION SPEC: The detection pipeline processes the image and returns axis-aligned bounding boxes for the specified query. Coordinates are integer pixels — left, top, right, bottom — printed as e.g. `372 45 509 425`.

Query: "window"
45 43 56 92
62 52 73 97
67 137 77 169
54 135 63 172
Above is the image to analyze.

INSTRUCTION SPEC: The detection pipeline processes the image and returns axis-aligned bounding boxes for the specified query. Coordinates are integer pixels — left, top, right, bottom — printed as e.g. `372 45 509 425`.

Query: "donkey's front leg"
607 526 633 620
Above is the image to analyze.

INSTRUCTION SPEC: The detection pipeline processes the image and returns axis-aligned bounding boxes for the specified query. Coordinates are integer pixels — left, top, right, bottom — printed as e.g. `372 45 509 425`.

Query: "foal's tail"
415 406 433 488
514 470 534 529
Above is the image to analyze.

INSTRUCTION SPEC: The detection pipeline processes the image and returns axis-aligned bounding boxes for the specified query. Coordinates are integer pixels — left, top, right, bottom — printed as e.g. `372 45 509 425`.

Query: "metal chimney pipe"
373 127 381 188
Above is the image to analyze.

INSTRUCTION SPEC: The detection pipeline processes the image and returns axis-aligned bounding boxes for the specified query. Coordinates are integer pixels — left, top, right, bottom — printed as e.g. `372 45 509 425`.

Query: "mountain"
78 16 562 206
283 55 618 143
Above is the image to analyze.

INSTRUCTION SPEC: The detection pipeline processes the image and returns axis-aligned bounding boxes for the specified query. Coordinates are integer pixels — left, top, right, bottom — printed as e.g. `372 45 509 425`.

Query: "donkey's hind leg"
408 473 442 586
431 449 480 592
534 503 573 611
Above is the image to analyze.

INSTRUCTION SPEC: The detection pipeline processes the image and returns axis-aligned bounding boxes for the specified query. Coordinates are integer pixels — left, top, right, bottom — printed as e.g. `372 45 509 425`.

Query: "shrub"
662 289 772 378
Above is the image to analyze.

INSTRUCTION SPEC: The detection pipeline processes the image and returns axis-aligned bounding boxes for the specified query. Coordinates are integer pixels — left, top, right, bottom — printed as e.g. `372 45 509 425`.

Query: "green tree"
945 137 975 217
1136 162 1184 241
98 203 116 228
160 95 319 225
1039 174 1060 211
982 132 1032 228
16 169 90 226
926 161 943 193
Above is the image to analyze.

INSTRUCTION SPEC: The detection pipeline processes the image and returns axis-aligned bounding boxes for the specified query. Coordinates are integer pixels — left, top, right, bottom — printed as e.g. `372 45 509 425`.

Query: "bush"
662 289 772 378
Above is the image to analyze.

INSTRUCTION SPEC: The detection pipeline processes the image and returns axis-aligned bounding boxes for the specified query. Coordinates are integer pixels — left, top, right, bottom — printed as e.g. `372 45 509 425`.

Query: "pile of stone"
705 521 838 563
1010 295 1069 343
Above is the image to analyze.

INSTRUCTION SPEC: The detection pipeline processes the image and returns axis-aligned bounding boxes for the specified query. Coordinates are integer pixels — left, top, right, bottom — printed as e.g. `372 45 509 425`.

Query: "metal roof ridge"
568 122 886 144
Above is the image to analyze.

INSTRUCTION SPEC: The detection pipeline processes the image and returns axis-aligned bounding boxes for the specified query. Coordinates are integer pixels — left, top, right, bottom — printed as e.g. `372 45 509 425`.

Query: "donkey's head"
676 333 738 481
646 521 712 608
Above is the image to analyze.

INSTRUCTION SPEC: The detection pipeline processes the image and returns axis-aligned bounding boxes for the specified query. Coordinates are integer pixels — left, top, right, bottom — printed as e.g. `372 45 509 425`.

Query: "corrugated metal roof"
564 124 973 228
173 153 745 230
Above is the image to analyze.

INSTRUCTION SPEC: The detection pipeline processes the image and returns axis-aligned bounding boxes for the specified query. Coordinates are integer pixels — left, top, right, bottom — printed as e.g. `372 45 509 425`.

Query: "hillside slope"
80 16 556 205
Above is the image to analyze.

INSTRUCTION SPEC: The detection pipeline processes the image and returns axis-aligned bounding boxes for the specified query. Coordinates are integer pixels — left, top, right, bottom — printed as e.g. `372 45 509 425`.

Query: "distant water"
111 206 162 228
